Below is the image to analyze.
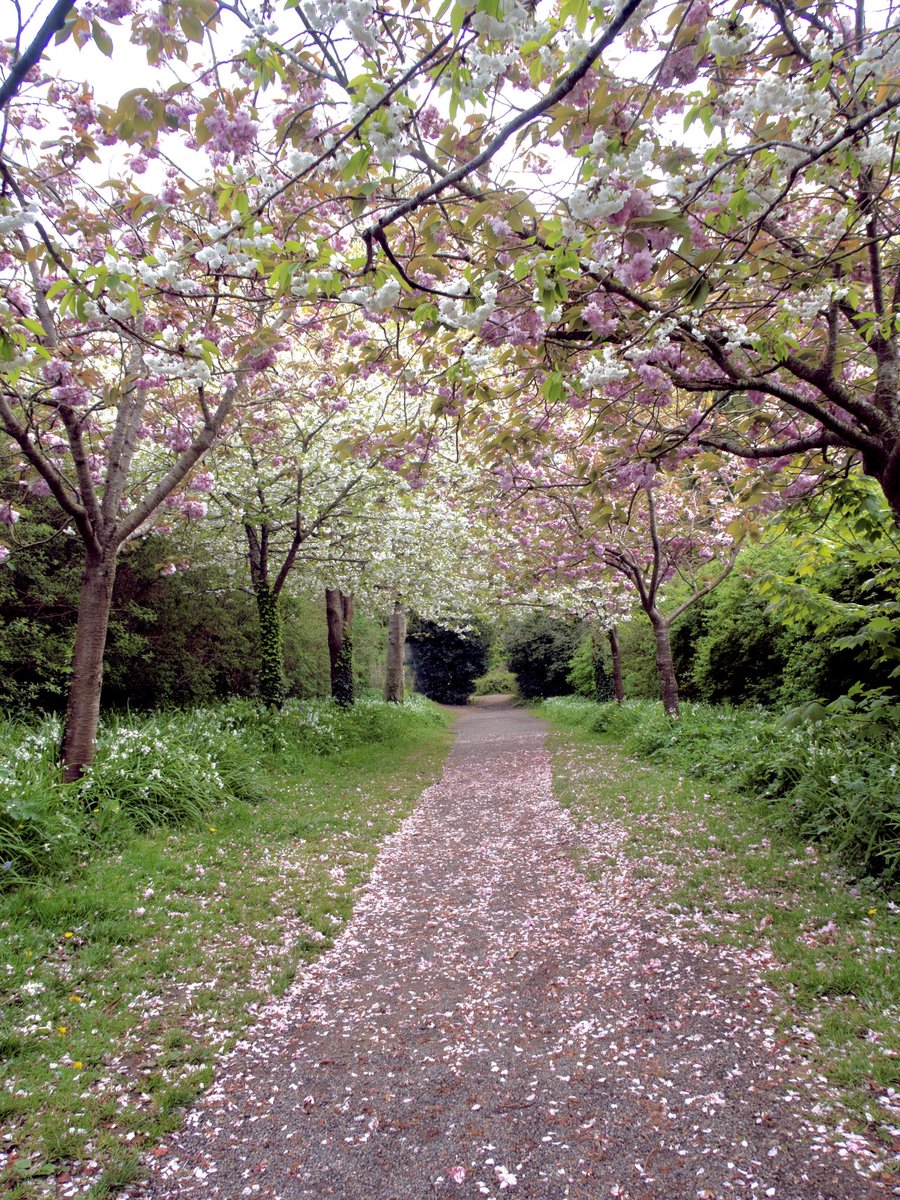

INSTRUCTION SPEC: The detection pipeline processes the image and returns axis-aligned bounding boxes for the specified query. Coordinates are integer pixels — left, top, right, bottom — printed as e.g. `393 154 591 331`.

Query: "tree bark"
61 546 117 781
591 625 614 702
384 601 407 703
255 579 286 708
650 612 680 718
325 588 355 707
607 626 625 704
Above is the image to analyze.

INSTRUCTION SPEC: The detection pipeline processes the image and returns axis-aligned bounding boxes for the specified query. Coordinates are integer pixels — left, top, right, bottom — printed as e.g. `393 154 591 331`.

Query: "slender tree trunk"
384 601 407 703
650 612 680 718
61 545 118 781
607 626 625 704
591 625 613 702
325 588 355 707
255 579 286 708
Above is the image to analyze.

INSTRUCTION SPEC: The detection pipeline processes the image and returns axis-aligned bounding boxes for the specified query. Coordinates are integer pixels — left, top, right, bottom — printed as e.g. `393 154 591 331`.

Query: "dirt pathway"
134 700 884 1199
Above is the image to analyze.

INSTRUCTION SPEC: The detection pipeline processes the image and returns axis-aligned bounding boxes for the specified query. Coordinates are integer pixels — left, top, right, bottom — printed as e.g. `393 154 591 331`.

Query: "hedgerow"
0 697 444 885
539 694 900 886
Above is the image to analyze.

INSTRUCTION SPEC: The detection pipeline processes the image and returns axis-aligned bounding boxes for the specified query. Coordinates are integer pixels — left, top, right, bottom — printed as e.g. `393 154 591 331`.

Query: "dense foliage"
504 614 585 700
540 696 900 887
0 504 390 711
0 696 444 884
408 620 490 705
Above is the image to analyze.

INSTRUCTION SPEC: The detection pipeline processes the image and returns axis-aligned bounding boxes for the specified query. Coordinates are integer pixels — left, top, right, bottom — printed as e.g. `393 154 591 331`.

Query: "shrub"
0 697 444 884
538 692 900 886
472 668 517 696
408 620 489 704
0 717 83 883
505 614 584 700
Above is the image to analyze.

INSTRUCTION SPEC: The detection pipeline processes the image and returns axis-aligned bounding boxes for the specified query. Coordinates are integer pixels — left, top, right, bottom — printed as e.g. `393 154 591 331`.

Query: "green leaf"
91 21 113 56
180 7 206 42
342 147 371 182
45 279 71 301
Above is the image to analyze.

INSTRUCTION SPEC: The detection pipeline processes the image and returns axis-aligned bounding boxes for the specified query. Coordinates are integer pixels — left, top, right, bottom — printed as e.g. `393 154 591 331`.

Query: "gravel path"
134 700 886 1200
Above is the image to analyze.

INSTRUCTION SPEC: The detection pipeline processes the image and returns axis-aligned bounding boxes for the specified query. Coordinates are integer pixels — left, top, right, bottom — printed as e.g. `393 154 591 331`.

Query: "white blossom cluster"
300 0 375 45
718 318 758 353
286 149 317 175
456 48 518 101
579 346 629 390
777 279 850 325
144 326 212 385
462 339 496 373
469 0 533 42
136 249 203 293
735 74 834 127
707 21 754 58
438 283 498 331
588 133 655 179
855 27 900 84
568 136 654 221
341 278 401 313
0 202 40 237
568 185 633 223
194 216 277 276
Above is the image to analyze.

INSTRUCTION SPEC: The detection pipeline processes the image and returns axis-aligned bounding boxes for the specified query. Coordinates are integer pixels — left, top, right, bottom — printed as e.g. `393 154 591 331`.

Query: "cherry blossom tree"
0 5 300 774
486 432 747 715
386 0 900 528
8 0 898 760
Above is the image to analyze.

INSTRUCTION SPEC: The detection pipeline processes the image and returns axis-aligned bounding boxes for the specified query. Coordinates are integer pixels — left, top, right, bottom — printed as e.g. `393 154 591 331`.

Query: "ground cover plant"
539 695 900 887
0 698 450 1198
538 698 900 1168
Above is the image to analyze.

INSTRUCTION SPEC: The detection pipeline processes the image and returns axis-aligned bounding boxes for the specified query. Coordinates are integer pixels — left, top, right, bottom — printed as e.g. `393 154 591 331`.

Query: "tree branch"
0 0 74 113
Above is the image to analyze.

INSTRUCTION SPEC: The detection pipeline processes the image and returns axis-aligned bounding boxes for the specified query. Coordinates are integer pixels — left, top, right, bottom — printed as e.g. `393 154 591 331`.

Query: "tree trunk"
61 545 118 781
608 626 625 704
591 625 614 702
650 612 680 718
325 588 355 707
384 601 406 703
255 579 286 708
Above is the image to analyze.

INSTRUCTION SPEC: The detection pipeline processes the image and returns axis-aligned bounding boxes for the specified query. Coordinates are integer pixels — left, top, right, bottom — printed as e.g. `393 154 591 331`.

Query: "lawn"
0 707 452 1198
541 716 900 1180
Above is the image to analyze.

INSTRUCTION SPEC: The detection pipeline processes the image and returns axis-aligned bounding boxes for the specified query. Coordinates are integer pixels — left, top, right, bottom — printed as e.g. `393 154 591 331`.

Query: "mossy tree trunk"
591 625 614 702
384 601 406 703
608 626 625 704
325 588 355 707
245 522 287 707
254 578 286 708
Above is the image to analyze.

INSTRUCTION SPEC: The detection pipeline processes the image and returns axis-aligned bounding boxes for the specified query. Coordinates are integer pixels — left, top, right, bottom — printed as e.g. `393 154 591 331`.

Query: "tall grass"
539 694 900 886
0 697 444 884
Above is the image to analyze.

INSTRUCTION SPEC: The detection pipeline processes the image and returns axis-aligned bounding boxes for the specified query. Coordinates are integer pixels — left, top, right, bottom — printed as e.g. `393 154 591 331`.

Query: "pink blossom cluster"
204 106 259 160
41 360 90 407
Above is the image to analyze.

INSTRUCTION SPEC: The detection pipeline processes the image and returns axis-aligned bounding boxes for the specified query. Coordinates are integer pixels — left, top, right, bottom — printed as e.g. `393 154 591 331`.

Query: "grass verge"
0 707 452 1198
539 710 900 1171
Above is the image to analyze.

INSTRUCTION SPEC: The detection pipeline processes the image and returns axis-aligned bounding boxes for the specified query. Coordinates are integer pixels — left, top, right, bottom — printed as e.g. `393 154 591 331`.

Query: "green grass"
0 704 452 1197
540 713 900 1157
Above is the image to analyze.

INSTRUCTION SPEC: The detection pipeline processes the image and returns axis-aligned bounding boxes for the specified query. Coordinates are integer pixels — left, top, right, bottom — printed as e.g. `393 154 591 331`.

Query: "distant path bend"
137 699 883 1200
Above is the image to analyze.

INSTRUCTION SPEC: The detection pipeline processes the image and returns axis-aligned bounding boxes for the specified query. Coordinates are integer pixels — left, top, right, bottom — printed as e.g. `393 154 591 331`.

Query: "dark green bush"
505 613 584 700
472 668 518 696
408 620 489 704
